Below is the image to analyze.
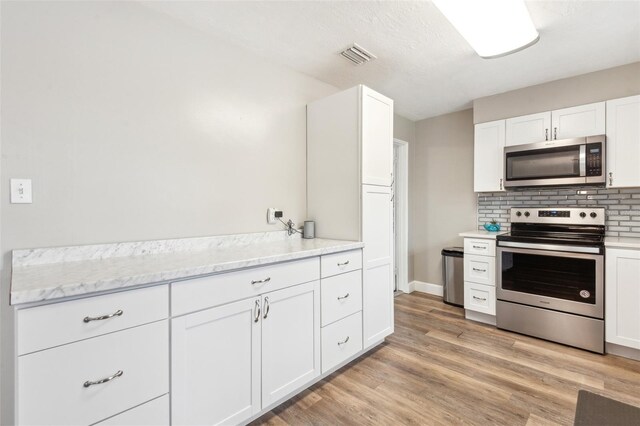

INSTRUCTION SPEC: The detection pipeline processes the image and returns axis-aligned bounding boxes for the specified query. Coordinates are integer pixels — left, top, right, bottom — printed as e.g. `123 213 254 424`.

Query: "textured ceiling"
143 1 640 121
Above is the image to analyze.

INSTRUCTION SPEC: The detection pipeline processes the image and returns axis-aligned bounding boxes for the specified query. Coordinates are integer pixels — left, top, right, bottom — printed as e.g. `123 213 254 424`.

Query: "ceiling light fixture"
433 0 539 59
340 43 377 65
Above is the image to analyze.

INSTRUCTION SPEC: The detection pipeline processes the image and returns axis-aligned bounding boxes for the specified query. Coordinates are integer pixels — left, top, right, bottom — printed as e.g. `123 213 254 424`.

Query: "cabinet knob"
337 260 350 267
251 277 271 285
609 172 613 187
83 370 123 388
337 293 350 300
83 309 123 323
553 127 557 140
337 336 350 346
545 128 549 141
254 299 261 323
263 297 270 319
499 178 503 190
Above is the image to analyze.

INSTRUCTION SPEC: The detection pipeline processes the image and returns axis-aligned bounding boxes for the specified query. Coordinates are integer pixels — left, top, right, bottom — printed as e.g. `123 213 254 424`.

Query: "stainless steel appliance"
504 135 605 188
442 247 464 307
496 207 605 353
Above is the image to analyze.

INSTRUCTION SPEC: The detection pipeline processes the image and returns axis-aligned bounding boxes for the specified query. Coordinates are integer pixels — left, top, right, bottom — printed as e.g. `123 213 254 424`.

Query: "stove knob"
590 212 598 218
524 211 530 217
580 212 586 218
516 211 522 217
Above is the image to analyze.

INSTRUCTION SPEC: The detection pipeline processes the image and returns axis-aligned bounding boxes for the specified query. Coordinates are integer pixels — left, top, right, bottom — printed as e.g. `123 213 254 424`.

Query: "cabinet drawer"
96 395 169 426
18 320 169 426
321 312 363 373
464 238 496 257
321 249 362 278
17 285 168 355
171 257 319 316
464 282 496 316
321 270 362 326
464 254 496 286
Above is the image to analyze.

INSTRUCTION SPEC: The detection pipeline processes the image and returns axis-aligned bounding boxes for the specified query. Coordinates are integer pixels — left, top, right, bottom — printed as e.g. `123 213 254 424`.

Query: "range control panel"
511 208 605 226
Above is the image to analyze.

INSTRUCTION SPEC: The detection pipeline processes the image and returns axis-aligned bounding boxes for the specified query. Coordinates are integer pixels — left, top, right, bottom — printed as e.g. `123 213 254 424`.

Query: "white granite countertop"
604 237 640 250
11 232 364 306
458 230 508 239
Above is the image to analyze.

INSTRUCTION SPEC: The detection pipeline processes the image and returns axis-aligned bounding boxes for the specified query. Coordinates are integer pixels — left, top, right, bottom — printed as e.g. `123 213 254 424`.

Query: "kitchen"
1 1 640 425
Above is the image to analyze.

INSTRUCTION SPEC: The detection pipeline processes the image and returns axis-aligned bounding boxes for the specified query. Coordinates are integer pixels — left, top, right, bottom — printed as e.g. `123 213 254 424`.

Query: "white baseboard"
409 280 443 297
606 342 640 361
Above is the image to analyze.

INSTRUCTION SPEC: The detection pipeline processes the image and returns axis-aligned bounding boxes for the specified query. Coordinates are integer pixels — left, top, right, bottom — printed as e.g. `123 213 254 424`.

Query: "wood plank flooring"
251 292 640 425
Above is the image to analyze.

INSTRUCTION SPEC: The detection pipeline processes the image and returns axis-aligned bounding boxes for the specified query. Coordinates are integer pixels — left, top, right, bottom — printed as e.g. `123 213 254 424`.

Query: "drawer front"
321 312 363 374
18 321 169 426
464 238 496 257
17 285 168 355
321 249 362 278
464 254 496 286
96 395 169 426
171 257 319 316
321 270 362 326
464 282 496 315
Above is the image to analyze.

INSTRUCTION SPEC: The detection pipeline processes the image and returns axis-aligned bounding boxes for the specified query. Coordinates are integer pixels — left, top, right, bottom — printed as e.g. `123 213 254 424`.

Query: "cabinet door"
606 95 640 188
362 185 394 348
474 120 506 192
605 248 640 350
171 297 261 426
551 102 605 140
361 86 393 186
505 111 551 146
261 281 320 407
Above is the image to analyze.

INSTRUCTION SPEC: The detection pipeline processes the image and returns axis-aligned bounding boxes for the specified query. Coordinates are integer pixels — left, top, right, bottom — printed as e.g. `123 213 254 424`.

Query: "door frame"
393 139 409 293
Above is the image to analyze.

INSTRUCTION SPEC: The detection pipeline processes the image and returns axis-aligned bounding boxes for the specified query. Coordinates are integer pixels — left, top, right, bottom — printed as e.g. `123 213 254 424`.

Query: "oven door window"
501 251 596 304
506 145 582 181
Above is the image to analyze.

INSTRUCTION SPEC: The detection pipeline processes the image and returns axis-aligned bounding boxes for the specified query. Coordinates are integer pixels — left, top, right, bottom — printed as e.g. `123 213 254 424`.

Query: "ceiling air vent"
340 43 377 65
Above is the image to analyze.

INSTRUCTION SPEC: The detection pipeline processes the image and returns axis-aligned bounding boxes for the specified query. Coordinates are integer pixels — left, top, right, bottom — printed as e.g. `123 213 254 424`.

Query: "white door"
171 297 261 426
474 120 506 192
505 111 551 146
551 101 605 140
362 185 394 348
261 281 320 407
605 248 640 350
606 95 640 188
361 86 393 186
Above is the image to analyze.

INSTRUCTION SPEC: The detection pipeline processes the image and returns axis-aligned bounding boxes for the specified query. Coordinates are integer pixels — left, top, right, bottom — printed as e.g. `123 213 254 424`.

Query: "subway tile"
597 189 619 194
608 226 631 232
586 195 608 200
549 196 569 200
620 188 640 194
605 231 620 237
619 232 640 237
607 215 630 221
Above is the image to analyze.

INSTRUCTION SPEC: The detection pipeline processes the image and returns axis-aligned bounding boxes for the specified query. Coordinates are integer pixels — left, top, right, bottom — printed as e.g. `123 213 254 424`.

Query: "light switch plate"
10 179 32 204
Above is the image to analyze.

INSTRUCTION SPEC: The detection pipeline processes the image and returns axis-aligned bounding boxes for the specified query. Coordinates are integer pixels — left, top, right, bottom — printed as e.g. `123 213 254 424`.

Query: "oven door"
496 245 603 319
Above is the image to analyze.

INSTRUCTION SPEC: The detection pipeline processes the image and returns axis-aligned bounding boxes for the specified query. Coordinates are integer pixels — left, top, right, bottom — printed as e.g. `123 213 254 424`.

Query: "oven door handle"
498 241 601 254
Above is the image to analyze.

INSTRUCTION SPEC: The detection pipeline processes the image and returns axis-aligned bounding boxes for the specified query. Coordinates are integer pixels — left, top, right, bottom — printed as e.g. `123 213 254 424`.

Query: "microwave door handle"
579 144 586 177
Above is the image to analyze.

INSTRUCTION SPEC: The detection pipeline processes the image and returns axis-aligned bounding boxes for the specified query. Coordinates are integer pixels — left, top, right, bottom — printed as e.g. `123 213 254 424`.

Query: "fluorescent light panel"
433 0 539 59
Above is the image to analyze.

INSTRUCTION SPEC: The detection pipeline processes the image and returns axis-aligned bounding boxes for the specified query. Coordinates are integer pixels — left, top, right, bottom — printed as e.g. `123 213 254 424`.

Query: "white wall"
0 1 338 422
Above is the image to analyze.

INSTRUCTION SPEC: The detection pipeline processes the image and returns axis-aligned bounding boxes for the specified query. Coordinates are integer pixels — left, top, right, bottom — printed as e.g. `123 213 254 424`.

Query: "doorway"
393 139 409 294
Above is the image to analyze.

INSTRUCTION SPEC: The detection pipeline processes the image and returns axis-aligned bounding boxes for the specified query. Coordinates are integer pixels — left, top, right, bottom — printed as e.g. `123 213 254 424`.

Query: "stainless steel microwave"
504 135 606 188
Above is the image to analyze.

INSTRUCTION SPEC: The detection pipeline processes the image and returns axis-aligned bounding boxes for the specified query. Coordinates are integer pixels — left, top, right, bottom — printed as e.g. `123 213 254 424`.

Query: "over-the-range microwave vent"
340 43 377 65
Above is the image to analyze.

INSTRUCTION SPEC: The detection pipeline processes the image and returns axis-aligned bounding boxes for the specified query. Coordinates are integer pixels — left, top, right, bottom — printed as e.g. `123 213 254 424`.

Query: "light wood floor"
252 292 640 426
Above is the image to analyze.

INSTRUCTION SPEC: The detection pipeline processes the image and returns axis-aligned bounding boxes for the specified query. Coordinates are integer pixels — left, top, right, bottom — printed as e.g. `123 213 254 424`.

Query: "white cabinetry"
463 237 497 324
606 95 640 188
308 85 394 350
605 248 640 350
474 120 506 192
552 102 605 140
506 112 551 146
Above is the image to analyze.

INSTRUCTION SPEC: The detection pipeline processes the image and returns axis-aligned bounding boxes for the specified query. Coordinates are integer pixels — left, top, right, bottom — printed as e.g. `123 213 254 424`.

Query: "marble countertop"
458 230 508 239
604 237 640 249
11 232 363 306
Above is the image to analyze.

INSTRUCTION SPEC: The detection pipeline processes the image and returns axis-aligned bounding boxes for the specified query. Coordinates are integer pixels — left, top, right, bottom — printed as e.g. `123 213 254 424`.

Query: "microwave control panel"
586 143 603 177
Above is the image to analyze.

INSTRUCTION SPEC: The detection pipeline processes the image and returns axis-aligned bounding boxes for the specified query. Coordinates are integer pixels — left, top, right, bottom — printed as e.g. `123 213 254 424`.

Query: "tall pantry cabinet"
307 85 395 349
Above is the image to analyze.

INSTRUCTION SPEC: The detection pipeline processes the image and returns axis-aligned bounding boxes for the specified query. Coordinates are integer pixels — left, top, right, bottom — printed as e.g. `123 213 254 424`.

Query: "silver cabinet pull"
251 277 271 285
337 336 350 346
499 178 503 190
337 293 350 300
472 268 487 273
472 245 486 250
337 260 350 267
553 127 557 140
545 128 549 141
83 370 123 388
83 309 123 323
609 172 613 186
254 299 261 323
472 295 487 302
263 297 270 319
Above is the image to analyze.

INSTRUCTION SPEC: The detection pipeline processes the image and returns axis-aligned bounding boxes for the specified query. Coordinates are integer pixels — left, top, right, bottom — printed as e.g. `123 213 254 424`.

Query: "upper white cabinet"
361 86 394 186
506 111 551 146
606 95 640 188
505 102 606 146
605 248 640 350
474 119 506 192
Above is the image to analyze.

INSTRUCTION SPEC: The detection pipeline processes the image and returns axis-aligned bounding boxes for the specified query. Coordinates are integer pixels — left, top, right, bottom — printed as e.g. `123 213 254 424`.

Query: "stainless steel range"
496 207 605 353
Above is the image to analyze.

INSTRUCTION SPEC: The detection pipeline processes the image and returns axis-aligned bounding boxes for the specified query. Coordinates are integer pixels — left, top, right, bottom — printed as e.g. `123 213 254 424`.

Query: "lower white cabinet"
321 312 363 373
96 395 170 426
464 282 496 316
462 236 497 321
171 280 320 425
605 248 640 350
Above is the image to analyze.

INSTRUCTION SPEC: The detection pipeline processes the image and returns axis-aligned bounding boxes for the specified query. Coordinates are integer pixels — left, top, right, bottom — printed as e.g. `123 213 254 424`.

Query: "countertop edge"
604 237 640 249
458 230 508 240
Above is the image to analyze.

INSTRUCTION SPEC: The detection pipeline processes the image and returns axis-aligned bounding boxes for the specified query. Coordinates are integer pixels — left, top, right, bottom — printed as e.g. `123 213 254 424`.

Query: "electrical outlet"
11 179 32 204
267 208 283 224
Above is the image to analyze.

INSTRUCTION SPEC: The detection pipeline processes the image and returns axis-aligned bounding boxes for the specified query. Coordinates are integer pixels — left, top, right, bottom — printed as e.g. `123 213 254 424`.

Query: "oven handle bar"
497 241 601 254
